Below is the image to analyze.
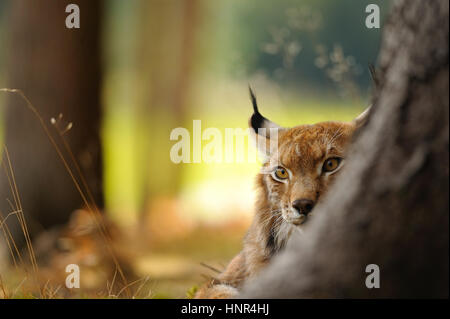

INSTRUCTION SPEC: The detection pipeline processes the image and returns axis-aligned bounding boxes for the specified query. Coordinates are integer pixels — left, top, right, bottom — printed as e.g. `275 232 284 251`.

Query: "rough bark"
0 1 103 246
241 0 449 298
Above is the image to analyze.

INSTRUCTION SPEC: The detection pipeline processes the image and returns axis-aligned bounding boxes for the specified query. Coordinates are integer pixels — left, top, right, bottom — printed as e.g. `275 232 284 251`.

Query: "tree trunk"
0 1 103 247
241 0 449 298
137 0 200 202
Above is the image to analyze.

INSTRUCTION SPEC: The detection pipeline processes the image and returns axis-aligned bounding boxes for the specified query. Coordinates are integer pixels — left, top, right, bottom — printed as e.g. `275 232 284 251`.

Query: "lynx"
194 88 370 298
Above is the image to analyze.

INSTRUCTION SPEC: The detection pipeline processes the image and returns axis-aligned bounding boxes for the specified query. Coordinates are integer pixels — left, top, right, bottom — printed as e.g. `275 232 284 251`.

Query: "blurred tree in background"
138 0 201 206
101 0 204 227
0 0 103 250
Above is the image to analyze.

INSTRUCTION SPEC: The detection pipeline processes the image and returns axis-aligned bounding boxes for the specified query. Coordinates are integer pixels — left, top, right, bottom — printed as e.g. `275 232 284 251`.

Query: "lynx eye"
273 167 289 180
323 157 342 173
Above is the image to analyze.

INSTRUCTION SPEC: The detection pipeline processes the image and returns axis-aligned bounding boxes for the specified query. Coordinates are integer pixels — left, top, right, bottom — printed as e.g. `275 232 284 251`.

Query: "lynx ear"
248 87 283 160
353 105 372 128
248 86 282 135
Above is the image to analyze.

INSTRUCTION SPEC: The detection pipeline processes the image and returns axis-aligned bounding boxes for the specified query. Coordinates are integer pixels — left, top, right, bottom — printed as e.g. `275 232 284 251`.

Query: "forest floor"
0 213 248 299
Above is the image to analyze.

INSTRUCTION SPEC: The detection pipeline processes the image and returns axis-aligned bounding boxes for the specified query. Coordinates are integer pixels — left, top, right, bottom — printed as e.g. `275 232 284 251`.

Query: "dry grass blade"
1 88 131 298
0 274 10 298
114 276 149 299
107 267 118 297
199 262 222 274
3 148 38 274
0 209 23 268
1 146 41 296
132 276 151 299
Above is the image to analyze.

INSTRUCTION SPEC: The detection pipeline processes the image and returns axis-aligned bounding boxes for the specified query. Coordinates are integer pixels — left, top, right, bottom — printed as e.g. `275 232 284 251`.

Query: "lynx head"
248 88 370 248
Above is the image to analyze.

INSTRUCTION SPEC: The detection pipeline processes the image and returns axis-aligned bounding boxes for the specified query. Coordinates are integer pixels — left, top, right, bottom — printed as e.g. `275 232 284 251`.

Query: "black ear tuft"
249 85 259 114
249 86 268 131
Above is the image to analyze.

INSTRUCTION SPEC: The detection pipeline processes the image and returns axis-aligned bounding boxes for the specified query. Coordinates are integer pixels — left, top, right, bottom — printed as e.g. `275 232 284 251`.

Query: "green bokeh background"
0 0 391 224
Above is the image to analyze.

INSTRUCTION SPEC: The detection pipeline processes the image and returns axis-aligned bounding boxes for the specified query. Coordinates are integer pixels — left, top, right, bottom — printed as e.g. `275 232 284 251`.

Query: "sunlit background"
0 0 390 298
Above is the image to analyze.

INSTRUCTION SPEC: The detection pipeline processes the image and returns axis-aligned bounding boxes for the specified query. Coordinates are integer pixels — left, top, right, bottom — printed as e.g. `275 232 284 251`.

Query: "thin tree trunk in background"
137 0 200 207
242 0 449 298
0 1 103 249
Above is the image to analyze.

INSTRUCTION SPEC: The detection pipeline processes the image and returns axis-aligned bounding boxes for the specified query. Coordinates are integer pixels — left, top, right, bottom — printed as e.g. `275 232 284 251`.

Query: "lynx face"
249 88 369 233
261 122 355 226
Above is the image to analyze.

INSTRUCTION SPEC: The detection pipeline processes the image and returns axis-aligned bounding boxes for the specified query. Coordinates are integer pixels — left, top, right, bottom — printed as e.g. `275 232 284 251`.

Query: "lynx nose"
292 199 315 216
